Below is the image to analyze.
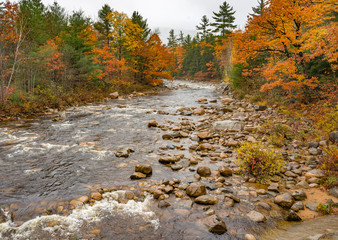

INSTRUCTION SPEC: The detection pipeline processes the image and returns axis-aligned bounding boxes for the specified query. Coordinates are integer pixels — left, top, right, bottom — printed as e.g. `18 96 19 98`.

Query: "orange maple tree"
233 0 337 97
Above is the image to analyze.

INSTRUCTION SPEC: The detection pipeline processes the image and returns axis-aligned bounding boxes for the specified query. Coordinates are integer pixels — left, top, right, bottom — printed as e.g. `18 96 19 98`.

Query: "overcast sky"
41 0 257 42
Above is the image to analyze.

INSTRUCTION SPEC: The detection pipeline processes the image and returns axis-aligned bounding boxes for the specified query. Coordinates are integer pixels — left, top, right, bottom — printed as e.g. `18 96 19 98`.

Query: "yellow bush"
320 145 338 188
235 142 285 183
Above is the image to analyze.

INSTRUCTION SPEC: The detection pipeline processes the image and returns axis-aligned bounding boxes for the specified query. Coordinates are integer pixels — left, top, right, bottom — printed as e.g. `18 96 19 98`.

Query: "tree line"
0 0 175 111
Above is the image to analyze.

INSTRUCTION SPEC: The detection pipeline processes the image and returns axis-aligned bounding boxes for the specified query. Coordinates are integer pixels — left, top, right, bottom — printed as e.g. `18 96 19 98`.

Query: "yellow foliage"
235 142 285 183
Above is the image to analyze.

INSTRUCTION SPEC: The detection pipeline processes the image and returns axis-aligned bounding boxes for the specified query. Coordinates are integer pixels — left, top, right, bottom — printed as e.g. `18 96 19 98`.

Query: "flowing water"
0 80 336 239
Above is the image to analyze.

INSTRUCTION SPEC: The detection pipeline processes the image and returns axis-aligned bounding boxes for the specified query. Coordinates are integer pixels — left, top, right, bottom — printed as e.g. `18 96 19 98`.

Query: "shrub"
319 145 338 188
235 142 285 183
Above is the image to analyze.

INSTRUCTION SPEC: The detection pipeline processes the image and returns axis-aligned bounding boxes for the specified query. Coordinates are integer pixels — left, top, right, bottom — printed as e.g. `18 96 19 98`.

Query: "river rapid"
0 80 337 240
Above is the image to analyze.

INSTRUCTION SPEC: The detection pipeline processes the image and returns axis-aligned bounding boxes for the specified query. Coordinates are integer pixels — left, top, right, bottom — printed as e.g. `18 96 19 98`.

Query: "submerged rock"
201 215 227 235
246 211 266 222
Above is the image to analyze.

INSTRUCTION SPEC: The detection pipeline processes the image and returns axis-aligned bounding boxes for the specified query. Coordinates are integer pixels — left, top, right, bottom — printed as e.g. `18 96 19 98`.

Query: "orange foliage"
39 38 64 72
233 0 337 95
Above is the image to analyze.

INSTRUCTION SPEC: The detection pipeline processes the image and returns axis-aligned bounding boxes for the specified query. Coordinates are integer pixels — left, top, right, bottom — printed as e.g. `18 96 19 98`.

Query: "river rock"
213 120 244 131
287 210 302 221
201 215 227 235
245 234 257 240
296 180 309 189
329 187 338 198
135 164 152 175
130 172 147 180
110 91 119 99
274 193 295 208
291 201 304 212
197 132 212 140
308 142 319 148
200 143 214 150
186 183 206 197
159 156 180 164
158 200 171 208
329 131 338 143
193 108 205 115
222 97 234 104
292 189 307 201
246 211 266 222
218 166 233 177
258 202 272 211
197 166 211 177
91 192 102 201
224 197 235 207
308 148 321 155
195 195 219 205
148 120 158 128
171 164 183 171
114 147 134 158
254 105 267 111
268 183 279 193
306 200 319 211
305 169 324 179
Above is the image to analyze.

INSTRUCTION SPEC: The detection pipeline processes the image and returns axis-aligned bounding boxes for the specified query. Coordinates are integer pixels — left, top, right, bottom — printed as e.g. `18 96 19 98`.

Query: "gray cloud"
41 0 257 41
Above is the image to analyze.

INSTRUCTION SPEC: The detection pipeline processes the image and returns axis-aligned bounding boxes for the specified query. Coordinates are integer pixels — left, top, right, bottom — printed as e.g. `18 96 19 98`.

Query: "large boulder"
186 183 206 197
201 215 227 235
274 193 295 208
195 195 219 205
213 120 244 131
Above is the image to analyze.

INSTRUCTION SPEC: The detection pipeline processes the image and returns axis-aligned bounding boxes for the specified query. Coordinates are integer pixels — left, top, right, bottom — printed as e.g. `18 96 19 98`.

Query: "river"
0 80 337 239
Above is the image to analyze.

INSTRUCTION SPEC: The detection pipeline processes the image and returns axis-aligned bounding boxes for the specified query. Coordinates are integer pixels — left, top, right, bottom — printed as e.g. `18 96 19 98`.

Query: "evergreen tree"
94 4 113 46
196 15 212 40
178 31 185 46
167 29 177 48
45 1 67 38
19 0 49 46
131 11 151 41
250 0 266 17
211 1 236 36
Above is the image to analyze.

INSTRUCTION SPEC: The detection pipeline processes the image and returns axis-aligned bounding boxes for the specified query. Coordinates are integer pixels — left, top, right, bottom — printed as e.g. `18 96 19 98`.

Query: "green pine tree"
167 29 177 48
131 11 151 41
196 15 212 40
94 4 113 46
211 1 237 36
250 0 266 17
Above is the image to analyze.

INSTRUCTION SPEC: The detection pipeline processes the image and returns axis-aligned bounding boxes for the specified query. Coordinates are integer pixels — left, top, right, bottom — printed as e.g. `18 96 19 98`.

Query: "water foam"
0 191 159 240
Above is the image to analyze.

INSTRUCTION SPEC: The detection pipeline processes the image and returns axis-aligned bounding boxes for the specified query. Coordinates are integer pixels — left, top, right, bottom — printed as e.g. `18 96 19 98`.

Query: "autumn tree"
211 1 236 36
233 0 337 102
0 1 25 106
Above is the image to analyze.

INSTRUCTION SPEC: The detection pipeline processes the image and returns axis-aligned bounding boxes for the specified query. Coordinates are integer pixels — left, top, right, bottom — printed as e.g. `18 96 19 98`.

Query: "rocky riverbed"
0 80 337 239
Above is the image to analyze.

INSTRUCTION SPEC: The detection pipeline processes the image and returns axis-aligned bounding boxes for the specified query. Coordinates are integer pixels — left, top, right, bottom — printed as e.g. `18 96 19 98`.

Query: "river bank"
0 80 337 239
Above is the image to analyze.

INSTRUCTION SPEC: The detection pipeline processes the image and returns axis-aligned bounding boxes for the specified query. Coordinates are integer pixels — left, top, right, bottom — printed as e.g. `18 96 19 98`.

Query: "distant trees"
1 0 174 110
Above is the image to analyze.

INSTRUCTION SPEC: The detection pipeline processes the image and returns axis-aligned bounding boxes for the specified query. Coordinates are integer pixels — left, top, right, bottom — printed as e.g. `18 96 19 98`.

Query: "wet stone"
135 164 152 175
130 172 147 180
218 166 233 177
197 166 211 177
246 210 266 222
195 195 219 205
171 164 183 171
268 183 279 193
257 202 272 211
158 200 171 208
186 183 206 197
148 120 158 128
224 197 235 208
91 192 102 201
286 210 302 222
274 193 295 208
201 215 227 235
